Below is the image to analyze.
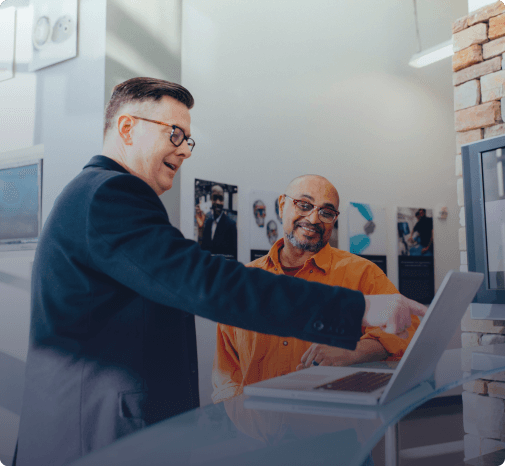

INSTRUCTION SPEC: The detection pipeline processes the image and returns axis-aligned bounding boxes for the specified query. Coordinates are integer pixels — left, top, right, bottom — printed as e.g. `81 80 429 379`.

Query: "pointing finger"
410 300 428 317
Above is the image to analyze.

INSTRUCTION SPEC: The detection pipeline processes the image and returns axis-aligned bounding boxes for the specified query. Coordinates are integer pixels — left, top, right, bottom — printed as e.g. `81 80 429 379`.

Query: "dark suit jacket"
413 216 434 252
201 213 237 259
15 156 365 466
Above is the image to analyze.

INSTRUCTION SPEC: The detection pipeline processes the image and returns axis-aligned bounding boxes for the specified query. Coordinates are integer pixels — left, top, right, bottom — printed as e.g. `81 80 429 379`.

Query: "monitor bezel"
0 157 43 251
462 134 505 305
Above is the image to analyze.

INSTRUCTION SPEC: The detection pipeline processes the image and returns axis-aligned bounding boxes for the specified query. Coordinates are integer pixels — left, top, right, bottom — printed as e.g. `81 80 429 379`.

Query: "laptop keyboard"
314 371 393 393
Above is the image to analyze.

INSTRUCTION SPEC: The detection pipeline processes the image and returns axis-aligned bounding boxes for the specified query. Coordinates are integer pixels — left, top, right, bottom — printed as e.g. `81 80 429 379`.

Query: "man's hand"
363 294 427 339
296 344 354 370
296 339 388 370
195 205 206 229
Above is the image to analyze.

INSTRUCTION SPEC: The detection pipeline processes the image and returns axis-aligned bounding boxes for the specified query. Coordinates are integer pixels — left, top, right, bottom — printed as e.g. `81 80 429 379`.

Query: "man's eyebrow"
178 125 191 137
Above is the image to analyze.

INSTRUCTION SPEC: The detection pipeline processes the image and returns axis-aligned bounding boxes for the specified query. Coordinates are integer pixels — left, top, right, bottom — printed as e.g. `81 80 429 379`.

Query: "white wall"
0 3 36 154
181 0 467 406
468 0 495 13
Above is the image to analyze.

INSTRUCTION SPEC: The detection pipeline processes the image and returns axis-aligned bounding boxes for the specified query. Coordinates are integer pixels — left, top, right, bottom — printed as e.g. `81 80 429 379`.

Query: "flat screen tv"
0 158 43 252
462 135 505 319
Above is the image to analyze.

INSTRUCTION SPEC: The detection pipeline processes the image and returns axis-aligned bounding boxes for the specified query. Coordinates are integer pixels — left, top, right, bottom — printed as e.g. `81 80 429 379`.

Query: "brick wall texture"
453 2 505 461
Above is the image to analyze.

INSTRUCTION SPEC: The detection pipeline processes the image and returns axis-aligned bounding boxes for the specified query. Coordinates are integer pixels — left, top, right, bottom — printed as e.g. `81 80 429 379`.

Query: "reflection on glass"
482 148 505 290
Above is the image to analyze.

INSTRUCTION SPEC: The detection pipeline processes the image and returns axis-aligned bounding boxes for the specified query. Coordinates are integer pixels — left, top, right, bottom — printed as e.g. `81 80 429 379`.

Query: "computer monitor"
462 135 505 319
0 158 43 252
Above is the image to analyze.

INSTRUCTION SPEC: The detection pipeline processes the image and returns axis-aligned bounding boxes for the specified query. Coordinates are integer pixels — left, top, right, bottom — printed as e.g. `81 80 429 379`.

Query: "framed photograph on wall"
28 0 78 72
397 207 435 304
249 190 282 262
194 179 238 261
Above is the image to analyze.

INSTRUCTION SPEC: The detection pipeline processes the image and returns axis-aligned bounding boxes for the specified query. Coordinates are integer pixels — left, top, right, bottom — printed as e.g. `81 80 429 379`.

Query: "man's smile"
163 161 177 172
295 222 322 237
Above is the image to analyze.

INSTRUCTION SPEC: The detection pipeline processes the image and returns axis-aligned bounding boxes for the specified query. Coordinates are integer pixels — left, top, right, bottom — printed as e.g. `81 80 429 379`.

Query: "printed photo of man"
195 179 238 260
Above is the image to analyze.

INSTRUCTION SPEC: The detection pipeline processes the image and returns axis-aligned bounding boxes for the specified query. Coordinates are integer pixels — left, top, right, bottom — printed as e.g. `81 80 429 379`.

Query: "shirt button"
283 341 288 346
309 270 313 273
274 268 278 271
313 320 324 331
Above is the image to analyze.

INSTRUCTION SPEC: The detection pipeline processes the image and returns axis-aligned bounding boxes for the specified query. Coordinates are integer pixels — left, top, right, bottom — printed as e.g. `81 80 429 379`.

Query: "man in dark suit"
199 184 237 259
14 77 425 466
410 208 434 256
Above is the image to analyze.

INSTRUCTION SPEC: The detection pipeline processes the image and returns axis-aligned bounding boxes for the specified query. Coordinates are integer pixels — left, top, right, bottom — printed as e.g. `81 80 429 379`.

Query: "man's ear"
278 194 285 219
117 114 135 145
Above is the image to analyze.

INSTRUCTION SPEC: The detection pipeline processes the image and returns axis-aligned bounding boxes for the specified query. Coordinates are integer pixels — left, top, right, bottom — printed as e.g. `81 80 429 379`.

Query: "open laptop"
244 270 484 406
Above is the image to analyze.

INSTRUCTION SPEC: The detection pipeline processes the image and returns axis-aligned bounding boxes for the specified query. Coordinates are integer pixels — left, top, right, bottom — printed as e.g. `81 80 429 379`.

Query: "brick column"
452 1 505 461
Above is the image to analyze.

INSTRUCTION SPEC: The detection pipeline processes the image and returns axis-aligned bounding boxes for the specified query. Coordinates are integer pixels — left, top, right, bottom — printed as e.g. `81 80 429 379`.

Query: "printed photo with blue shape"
348 202 387 256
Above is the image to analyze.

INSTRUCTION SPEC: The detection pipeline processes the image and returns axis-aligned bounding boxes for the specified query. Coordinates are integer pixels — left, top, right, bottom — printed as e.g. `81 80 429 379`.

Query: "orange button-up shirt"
212 239 420 403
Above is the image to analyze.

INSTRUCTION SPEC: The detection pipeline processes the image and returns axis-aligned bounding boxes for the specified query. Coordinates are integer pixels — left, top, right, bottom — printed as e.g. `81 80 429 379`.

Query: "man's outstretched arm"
87 175 427 348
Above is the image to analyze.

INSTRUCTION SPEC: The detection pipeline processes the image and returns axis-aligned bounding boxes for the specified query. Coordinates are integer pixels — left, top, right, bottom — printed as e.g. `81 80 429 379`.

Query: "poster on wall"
397 207 434 304
249 190 282 262
348 202 387 275
28 0 78 72
194 179 238 261
0 7 15 82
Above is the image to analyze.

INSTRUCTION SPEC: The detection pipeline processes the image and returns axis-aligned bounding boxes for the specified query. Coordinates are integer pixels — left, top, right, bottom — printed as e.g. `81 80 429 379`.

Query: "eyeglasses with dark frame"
284 195 340 223
130 116 195 152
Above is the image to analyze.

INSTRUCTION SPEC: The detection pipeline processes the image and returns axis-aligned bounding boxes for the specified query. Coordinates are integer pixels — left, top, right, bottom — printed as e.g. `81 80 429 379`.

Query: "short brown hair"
103 77 194 138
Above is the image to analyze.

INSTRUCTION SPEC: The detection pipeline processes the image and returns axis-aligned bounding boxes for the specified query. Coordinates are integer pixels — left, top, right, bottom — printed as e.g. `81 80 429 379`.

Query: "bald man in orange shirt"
212 175 420 403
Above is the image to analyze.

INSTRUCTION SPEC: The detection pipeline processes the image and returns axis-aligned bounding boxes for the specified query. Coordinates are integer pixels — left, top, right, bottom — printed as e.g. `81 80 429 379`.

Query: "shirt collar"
266 239 285 269
311 243 333 273
266 238 333 273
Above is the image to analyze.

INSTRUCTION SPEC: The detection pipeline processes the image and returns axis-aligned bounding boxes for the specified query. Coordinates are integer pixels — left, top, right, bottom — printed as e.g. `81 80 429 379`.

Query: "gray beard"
286 230 325 253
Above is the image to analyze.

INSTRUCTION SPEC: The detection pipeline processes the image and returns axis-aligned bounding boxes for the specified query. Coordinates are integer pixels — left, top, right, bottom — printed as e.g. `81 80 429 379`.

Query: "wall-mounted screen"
0 159 43 251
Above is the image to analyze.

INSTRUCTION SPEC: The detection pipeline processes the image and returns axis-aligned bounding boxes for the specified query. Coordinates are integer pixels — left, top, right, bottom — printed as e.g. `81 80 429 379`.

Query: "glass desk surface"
69 344 505 466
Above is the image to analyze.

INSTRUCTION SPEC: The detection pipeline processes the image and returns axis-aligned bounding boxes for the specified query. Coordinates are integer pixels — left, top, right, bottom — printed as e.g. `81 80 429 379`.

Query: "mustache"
294 220 323 235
